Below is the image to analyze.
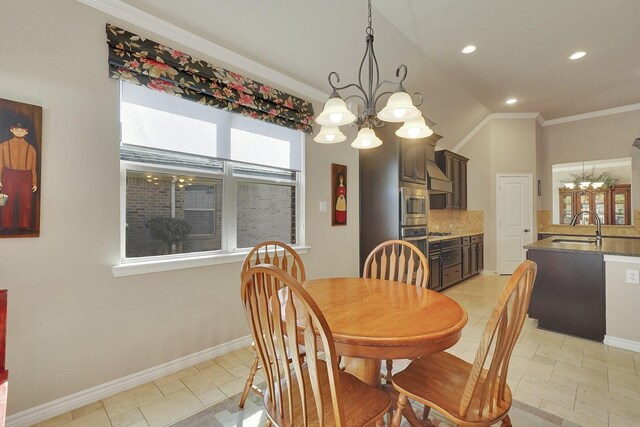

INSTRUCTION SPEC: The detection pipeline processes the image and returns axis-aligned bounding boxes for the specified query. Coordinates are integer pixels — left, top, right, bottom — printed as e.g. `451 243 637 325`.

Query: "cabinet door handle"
523 229 531 233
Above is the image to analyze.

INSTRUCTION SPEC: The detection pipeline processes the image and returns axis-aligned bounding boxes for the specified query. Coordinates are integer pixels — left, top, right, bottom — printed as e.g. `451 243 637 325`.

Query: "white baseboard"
604 335 640 353
6 335 252 427
479 270 499 275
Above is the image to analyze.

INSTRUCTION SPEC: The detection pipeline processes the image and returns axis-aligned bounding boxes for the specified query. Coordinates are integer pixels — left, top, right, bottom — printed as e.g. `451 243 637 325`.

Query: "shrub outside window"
119 82 304 261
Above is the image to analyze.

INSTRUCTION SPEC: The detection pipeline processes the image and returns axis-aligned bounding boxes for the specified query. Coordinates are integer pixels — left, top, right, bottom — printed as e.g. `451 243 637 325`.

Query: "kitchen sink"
551 238 597 244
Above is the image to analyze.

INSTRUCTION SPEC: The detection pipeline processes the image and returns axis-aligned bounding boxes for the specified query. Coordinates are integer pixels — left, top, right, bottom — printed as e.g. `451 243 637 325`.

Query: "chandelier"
563 162 604 190
313 0 432 149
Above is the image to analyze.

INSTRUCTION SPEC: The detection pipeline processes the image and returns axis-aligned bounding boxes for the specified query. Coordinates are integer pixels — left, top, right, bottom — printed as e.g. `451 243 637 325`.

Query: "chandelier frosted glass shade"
376 91 422 122
313 126 347 144
591 182 604 189
315 97 357 126
351 127 383 149
564 183 575 189
395 115 433 139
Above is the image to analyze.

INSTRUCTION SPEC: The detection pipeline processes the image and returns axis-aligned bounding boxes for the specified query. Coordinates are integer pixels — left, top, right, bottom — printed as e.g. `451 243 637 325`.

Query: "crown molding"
454 102 640 152
76 0 329 102
542 103 640 126
452 113 540 152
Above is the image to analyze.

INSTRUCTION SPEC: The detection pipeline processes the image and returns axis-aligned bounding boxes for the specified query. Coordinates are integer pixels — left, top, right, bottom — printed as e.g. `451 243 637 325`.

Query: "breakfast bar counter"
525 235 640 257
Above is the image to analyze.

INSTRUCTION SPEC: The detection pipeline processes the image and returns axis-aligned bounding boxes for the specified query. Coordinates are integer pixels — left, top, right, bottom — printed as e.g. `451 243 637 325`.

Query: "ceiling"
114 0 640 147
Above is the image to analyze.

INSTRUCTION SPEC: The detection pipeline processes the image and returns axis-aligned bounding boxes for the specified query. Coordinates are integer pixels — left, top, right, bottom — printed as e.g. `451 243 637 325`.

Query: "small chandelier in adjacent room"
563 162 604 190
313 0 433 149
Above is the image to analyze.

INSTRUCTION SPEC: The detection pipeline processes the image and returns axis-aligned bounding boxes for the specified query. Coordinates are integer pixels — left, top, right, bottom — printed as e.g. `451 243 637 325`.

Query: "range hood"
425 134 453 194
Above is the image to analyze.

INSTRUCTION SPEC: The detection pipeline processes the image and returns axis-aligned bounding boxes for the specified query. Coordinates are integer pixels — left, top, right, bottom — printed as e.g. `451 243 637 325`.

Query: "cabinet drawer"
429 242 442 252
443 264 462 287
441 248 461 267
461 236 471 245
471 235 483 244
442 238 462 249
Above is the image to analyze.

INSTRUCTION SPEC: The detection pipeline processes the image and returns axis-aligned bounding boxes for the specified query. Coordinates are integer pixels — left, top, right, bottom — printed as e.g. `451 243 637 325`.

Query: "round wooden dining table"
302 277 468 386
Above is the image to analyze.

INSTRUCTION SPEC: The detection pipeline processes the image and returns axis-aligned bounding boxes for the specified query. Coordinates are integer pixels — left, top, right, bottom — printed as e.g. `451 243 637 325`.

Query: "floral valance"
106 24 314 133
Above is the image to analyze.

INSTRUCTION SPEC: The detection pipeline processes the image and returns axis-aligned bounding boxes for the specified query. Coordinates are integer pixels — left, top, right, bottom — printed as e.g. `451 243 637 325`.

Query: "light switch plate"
319 201 328 212
626 269 639 284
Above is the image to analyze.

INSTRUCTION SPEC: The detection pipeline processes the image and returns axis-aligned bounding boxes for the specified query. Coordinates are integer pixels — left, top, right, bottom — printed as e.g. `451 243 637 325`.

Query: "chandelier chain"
367 0 373 35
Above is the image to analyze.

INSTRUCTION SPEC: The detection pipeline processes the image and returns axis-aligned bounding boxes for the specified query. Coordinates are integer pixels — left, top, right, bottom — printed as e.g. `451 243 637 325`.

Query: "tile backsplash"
428 210 484 234
537 210 640 237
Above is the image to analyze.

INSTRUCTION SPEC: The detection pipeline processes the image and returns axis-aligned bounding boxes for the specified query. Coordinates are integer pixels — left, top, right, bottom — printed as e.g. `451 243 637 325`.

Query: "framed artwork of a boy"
0 98 42 238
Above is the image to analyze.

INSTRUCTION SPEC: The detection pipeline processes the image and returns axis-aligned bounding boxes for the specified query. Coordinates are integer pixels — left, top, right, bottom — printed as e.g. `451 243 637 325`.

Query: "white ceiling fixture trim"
76 0 329 102
452 113 541 152
542 103 640 127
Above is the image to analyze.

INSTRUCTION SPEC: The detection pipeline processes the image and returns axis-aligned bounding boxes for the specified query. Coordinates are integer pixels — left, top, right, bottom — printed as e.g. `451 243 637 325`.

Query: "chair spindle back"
363 240 429 288
242 241 306 283
241 265 345 426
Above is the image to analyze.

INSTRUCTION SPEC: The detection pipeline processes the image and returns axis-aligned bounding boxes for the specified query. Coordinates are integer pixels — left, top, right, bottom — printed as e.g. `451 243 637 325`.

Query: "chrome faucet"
570 210 602 245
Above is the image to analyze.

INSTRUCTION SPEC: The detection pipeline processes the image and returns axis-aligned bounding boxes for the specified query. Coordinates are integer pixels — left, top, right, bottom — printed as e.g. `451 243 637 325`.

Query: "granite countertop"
525 235 640 257
428 232 483 243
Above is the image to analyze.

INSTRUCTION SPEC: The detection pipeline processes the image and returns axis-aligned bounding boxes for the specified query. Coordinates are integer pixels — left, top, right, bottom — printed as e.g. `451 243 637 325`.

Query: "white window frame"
113 137 307 277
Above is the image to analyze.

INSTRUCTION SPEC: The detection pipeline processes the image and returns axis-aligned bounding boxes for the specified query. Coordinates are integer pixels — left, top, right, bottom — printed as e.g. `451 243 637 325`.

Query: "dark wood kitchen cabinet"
471 234 483 274
359 125 443 272
557 184 631 225
527 249 605 341
462 236 472 279
430 150 469 210
399 138 427 185
429 234 483 291
429 246 443 291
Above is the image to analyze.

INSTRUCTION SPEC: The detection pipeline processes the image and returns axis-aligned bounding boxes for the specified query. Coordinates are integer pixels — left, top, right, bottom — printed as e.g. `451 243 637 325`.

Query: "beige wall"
605 258 640 344
458 119 538 272
539 110 640 211
0 0 360 414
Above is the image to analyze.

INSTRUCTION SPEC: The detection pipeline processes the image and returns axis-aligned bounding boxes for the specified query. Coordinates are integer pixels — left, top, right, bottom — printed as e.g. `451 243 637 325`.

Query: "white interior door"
497 174 533 274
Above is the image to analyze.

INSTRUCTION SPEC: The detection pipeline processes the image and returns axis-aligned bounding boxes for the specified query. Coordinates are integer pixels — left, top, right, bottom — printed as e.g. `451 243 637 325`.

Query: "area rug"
170 385 578 427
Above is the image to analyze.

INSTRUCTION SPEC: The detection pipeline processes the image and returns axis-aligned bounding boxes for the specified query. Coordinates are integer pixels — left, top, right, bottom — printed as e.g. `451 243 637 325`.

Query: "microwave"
400 186 428 226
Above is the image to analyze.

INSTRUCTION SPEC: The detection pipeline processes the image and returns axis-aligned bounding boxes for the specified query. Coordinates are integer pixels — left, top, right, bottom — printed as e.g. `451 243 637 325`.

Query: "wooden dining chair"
363 239 429 383
390 260 537 427
239 241 306 408
242 264 391 426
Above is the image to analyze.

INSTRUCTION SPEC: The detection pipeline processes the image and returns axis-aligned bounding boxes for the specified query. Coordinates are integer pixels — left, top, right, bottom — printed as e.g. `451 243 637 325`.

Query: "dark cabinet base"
527 250 605 342
429 234 483 291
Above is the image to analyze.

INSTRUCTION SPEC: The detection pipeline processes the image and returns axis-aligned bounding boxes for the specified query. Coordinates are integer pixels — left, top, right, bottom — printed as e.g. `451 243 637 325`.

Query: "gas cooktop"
428 232 453 237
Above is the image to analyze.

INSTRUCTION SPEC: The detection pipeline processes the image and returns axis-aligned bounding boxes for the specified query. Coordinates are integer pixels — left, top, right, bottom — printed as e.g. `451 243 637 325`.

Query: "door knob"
523 229 530 233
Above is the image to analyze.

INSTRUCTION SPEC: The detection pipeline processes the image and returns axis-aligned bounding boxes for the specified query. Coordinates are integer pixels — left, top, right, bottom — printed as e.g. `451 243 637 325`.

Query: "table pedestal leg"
342 357 381 386
343 357 432 427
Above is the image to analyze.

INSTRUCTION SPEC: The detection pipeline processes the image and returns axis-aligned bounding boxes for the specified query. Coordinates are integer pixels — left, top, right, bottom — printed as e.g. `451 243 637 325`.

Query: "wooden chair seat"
391 352 511 426
265 360 391 427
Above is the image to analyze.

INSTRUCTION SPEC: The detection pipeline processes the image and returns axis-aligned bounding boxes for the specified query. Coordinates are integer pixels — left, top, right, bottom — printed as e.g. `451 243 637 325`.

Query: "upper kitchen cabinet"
400 138 427 185
557 184 631 225
431 150 469 210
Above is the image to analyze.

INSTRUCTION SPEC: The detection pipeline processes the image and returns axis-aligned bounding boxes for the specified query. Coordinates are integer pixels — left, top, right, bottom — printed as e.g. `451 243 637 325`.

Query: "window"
119 82 304 264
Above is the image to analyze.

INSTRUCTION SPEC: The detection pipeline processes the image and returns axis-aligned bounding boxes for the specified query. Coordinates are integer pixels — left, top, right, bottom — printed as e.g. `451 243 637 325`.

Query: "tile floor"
34 274 640 427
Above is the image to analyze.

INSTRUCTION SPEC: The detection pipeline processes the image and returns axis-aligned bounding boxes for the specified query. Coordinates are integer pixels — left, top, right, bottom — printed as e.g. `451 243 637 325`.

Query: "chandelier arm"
372 89 394 108
395 64 408 82
327 71 342 91
329 82 369 101
356 35 379 109
412 92 424 107
343 94 367 105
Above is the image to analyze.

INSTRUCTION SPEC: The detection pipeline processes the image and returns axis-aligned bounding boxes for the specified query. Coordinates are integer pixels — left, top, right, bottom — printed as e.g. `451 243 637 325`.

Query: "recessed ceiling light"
461 45 477 54
569 51 587 60
505 98 518 105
